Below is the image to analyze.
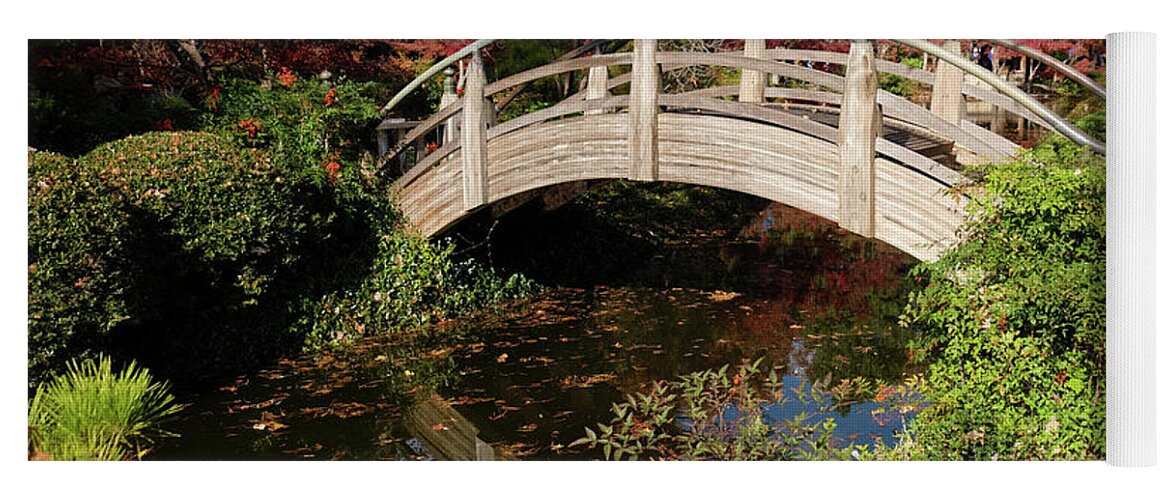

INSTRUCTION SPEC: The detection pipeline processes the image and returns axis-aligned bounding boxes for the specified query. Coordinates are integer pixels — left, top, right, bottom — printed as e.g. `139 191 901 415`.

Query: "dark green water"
154 204 920 460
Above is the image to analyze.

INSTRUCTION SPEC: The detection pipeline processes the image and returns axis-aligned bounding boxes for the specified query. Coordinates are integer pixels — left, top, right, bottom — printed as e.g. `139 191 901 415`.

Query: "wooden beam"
837 40 879 238
461 52 490 211
739 39 767 103
628 39 660 181
930 40 966 125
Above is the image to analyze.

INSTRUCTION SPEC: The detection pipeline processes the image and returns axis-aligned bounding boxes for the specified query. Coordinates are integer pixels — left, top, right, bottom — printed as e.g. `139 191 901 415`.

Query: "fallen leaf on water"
706 290 741 302
496 353 509 363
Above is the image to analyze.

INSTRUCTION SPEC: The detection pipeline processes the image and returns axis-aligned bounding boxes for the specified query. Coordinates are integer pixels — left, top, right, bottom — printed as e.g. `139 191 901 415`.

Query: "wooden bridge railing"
388 42 964 186
380 39 1104 238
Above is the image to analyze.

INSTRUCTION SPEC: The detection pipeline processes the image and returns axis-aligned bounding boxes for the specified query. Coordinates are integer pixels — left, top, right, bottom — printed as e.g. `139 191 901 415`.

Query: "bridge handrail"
375 52 634 167
764 48 1055 130
897 39 1104 154
381 39 1105 174
768 43 1106 101
380 39 495 115
587 48 1052 132
385 52 850 167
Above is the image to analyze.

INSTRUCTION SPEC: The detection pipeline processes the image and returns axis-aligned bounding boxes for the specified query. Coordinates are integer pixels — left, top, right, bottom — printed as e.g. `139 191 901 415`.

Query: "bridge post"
461 52 490 211
837 40 879 239
929 39 966 125
739 39 767 103
629 39 660 182
439 68 460 145
585 45 610 115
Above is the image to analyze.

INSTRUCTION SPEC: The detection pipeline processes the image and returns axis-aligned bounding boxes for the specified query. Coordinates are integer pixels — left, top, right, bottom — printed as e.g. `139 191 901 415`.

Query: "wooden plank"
461 52 489 211
739 39 767 103
629 39 660 181
837 41 879 238
930 40 966 125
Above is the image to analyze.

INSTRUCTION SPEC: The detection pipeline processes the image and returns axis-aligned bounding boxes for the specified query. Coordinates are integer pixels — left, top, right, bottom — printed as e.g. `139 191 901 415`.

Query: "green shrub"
301 232 534 350
29 74 532 385
572 360 862 460
75 131 340 377
896 136 1105 460
880 56 924 98
28 355 182 460
1075 111 1106 143
28 150 132 388
201 74 382 183
83 132 310 271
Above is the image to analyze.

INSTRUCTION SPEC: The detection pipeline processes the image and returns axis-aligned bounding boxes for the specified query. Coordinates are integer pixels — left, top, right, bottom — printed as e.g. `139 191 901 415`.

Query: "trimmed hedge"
81 132 315 298
89 132 347 379
30 132 343 384
28 150 132 388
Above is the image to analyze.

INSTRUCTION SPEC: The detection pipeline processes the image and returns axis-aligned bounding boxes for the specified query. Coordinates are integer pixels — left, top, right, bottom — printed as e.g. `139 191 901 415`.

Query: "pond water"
154 203 921 460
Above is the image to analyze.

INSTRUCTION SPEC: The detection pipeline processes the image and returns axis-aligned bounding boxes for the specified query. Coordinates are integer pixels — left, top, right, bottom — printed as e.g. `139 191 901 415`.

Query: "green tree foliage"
28 355 182 460
896 137 1105 460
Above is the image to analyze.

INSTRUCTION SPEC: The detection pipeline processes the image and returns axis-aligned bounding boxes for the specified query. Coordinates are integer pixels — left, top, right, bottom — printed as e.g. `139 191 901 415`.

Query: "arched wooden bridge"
378 39 1104 262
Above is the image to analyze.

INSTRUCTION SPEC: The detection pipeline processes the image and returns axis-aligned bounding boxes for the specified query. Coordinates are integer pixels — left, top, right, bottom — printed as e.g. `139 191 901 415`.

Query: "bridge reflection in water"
405 392 509 461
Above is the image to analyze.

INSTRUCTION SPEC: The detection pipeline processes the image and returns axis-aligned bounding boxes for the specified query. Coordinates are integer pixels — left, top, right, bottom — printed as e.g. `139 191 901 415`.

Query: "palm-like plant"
28 355 183 460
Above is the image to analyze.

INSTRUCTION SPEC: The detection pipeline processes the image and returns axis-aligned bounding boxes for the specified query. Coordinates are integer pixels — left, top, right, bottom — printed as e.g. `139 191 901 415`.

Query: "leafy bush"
572 360 860 460
301 233 535 350
880 56 924 98
1075 111 1106 143
896 136 1105 460
28 150 133 388
83 132 311 275
76 131 343 377
28 355 182 460
201 74 382 183
29 70 533 386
